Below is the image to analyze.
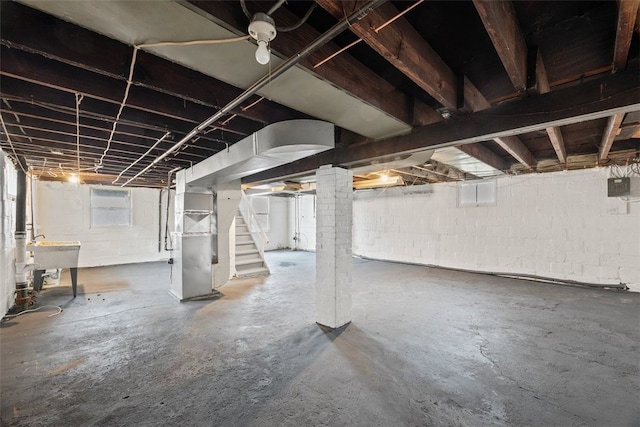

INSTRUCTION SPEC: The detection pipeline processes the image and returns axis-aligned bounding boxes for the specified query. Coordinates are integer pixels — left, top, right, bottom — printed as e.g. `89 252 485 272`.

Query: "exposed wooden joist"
0 46 260 137
457 143 510 172
493 136 537 169
545 127 567 166
243 71 640 184
0 1 304 126
472 3 557 168
0 98 231 147
598 113 626 160
473 0 528 93
533 52 567 166
316 0 458 110
613 0 640 71
184 0 441 126
318 0 525 170
0 77 247 148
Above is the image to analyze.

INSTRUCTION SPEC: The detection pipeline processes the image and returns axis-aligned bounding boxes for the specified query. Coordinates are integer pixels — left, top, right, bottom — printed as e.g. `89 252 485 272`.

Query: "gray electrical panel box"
607 177 630 197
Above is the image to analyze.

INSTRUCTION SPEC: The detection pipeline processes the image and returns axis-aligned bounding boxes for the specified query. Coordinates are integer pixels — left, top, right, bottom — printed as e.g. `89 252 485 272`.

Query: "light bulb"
68 174 79 184
255 40 270 65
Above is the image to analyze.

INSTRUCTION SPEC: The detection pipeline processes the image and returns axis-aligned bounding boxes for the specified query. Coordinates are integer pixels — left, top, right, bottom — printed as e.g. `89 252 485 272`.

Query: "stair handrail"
239 191 269 258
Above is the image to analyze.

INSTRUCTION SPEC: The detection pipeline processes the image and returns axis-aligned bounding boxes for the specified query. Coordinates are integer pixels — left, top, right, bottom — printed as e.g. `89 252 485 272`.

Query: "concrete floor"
1 250 639 426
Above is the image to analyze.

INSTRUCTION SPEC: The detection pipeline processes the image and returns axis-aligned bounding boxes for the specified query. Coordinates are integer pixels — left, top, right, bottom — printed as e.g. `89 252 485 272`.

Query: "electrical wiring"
3 305 63 319
277 3 317 32
98 47 138 168
100 34 251 183
136 35 250 49
75 93 84 173
0 112 27 174
112 131 171 184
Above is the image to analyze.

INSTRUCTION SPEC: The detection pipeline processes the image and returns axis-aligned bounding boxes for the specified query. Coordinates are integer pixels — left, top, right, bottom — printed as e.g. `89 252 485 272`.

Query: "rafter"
613 0 640 71
316 0 457 110
457 144 510 172
318 0 531 170
473 2 564 168
473 0 527 93
599 114 626 161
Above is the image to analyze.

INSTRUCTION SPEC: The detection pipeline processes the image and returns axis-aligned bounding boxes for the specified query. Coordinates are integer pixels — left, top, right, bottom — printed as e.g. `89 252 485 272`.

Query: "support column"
315 165 353 329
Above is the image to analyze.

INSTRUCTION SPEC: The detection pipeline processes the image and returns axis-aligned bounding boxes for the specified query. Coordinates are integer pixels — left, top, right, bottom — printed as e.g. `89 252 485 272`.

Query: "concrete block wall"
264 194 316 252
316 166 352 328
353 168 640 287
36 181 173 267
264 196 293 251
297 195 316 251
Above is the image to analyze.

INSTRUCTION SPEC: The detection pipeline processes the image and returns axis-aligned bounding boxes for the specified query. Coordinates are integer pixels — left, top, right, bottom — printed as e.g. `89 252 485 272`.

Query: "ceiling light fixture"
248 13 277 65
68 173 80 184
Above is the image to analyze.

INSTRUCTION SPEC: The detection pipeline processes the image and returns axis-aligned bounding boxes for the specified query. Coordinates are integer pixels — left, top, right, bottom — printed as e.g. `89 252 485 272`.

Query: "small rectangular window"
91 188 131 227
458 180 496 206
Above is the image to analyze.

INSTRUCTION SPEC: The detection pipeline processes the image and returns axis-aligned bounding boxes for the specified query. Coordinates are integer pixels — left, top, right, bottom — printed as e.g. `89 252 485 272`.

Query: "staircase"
234 211 269 277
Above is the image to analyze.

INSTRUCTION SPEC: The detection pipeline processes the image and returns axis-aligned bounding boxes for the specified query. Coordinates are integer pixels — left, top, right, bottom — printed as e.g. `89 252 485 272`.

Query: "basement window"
90 188 132 227
458 180 496 207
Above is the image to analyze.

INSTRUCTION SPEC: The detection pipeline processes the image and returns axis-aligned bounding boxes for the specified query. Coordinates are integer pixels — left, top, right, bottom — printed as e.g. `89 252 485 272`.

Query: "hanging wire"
0 112 27 174
277 3 317 32
100 34 251 173
75 93 84 173
98 47 138 168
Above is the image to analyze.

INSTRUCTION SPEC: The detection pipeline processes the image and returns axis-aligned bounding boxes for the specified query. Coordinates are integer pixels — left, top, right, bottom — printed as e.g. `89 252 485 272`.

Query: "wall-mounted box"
607 177 630 197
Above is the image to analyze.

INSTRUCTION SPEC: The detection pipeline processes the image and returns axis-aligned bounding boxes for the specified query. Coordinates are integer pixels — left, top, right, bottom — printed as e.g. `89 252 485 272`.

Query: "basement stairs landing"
234 212 269 278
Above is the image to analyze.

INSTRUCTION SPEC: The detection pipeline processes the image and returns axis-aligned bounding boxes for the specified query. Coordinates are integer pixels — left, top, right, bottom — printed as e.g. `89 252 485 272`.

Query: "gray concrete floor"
1 250 639 426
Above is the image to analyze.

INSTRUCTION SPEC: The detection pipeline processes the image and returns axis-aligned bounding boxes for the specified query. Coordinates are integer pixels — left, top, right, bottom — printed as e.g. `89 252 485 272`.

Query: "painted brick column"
316 165 352 329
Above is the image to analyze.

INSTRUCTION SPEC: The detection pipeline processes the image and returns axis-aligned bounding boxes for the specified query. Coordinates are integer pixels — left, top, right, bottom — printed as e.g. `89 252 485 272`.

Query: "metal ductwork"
183 120 334 188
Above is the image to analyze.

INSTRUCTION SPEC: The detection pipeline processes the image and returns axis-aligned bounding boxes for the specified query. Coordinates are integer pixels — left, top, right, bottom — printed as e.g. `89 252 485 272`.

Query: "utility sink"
28 241 81 269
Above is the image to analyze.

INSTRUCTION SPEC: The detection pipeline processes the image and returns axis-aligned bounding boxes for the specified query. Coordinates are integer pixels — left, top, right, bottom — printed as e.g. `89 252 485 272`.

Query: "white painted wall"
264 194 316 251
36 181 173 268
297 195 317 251
264 196 293 251
353 168 640 287
0 151 17 315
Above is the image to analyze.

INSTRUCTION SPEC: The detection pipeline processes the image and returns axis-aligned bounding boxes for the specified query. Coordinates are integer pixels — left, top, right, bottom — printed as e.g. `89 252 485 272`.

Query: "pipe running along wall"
14 156 29 311
123 0 385 186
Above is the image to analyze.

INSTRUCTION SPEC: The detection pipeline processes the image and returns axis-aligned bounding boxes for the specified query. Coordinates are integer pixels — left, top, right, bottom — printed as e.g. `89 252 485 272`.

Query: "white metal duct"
184 119 334 187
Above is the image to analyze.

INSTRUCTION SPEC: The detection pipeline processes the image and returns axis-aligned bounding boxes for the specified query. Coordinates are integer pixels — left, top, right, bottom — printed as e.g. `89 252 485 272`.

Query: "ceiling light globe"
255 40 270 65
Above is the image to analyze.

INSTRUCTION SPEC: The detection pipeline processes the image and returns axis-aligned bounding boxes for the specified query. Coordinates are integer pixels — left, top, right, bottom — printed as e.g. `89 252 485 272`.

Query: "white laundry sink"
27 241 81 269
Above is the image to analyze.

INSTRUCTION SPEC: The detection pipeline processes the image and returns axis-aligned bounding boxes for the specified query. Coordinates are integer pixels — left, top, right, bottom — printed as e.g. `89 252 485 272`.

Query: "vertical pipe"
158 189 163 253
14 157 29 311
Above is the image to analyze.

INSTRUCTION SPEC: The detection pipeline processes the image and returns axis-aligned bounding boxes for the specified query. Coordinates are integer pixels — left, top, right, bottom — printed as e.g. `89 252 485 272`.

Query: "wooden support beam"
493 136 537 169
473 0 528 93
243 71 640 184
613 0 640 71
599 113 626 160
532 52 567 166
457 143 510 172
545 127 567 165
316 0 458 110
317 0 523 170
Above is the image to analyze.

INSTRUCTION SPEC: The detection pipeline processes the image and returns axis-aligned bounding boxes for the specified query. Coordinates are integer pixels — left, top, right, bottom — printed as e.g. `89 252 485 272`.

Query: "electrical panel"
607 177 630 197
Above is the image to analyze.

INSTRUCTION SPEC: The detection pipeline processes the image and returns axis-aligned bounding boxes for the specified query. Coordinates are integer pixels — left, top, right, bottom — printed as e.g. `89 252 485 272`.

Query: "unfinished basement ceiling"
1 0 639 188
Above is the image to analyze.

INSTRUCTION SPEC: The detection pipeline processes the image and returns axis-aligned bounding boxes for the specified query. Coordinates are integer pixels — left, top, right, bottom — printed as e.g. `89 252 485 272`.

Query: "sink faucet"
33 234 45 241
